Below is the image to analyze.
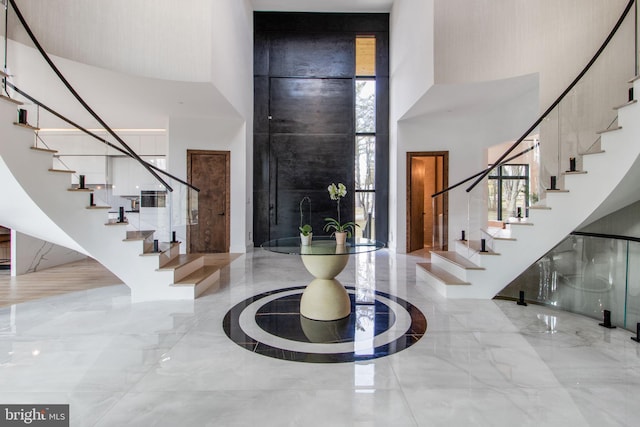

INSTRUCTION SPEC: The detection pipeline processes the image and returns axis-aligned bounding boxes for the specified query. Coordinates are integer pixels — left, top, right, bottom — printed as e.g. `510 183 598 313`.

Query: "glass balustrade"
35 130 198 250
429 1 637 324
499 234 640 331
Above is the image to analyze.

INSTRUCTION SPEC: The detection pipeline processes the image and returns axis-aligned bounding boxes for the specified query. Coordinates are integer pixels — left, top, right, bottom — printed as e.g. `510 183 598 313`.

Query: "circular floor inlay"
223 286 427 363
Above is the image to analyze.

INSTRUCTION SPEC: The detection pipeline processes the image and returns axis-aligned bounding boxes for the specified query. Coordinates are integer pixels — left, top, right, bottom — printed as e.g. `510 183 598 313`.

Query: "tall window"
355 36 376 239
488 164 530 221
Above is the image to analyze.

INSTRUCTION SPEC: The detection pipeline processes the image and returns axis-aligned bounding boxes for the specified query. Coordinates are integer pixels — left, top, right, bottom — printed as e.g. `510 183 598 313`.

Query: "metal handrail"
7 0 174 192
430 0 636 198
432 142 538 198
6 81 200 192
465 0 635 193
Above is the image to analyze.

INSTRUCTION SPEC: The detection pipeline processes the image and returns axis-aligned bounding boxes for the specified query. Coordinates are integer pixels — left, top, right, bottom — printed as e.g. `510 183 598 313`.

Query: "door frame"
186 149 231 253
406 151 449 253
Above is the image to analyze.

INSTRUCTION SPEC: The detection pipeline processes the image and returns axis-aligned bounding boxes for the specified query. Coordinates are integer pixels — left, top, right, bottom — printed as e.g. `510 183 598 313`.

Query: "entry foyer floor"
0 249 639 426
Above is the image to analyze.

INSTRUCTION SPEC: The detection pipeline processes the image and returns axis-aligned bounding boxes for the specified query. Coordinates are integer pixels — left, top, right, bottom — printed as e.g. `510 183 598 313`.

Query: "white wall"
433 0 633 108
209 0 254 252
393 81 539 253
389 0 635 252
168 116 248 253
6 0 213 82
11 231 86 276
390 0 435 120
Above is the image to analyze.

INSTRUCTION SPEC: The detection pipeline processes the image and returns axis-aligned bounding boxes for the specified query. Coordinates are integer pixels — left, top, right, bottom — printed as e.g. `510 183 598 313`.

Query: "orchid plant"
323 183 359 237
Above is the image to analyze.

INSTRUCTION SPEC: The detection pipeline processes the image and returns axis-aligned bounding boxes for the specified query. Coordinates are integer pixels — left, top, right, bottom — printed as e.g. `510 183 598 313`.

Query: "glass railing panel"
499 234 631 329
462 174 486 258
431 193 446 251
625 241 640 330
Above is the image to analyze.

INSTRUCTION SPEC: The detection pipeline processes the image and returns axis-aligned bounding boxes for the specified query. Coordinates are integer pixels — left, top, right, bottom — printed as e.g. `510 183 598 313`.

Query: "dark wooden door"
267 77 354 239
187 150 230 253
253 13 389 246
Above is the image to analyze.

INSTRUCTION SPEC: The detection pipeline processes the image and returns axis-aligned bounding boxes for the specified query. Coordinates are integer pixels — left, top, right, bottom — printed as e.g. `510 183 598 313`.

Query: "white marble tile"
95 390 418 427
1 251 640 426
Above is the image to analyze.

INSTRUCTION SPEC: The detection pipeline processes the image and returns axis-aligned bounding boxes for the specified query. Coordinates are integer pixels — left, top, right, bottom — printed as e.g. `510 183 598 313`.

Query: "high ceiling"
251 0 394 13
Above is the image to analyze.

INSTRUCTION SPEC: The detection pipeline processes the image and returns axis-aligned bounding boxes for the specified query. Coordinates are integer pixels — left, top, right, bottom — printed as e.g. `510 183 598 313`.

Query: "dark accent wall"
254 12 389 245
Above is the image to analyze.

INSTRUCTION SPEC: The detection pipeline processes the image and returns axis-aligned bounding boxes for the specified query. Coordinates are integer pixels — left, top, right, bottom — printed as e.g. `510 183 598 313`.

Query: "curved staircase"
0 94 220 302
418 76 640 299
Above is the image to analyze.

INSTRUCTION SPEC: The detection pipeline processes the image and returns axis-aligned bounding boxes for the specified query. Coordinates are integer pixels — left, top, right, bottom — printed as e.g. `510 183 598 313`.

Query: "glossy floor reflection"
1 249 640 426
223 286 425 362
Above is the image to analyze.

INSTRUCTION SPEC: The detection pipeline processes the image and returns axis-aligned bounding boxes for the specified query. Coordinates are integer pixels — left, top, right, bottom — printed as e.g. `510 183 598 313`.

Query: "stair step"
173 265 220 286
13 122 39 131
105 220 128 226
124 230 154 241
0 94 23 105
596 126 622 134
158 254 205 271
48 168 76 174
458 239 500 255
30 146 57 154
547 189 570 193
580 150 605 156
506 220 533 226
140 241 179 256
562 170 587 175
613 99 637 110
86 205 111 210
529 205 551 210
417 263 470 285
68 188 93 192
173 265 221 297
431 251 484 270
481 228 515 241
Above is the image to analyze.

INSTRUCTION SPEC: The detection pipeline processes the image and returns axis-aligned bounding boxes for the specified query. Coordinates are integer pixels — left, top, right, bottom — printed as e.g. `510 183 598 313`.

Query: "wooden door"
407 152 448 253
187 150 230 253
409 158 425 252
253 14 388 246
267 77 354 240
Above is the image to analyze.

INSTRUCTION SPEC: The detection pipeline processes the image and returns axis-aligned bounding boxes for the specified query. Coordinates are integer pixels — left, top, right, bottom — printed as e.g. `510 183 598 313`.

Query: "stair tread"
30 146 57 154
86 205 111 209
529 205 551 210
105 220 128 226
596 126 622 134
506 219 534 226
417 263 470 285
580 150 605 156
13 122 39 131
0 94 23 105
140 242 179 255
48 168 76 173
68 188 93 192
482 228 515 240
459 240 500 255
124 230 155 241
613 99 637 110
431 251 484 270
158 254 204 271
562 170 587 175
174 266 220 285
547 189 570 193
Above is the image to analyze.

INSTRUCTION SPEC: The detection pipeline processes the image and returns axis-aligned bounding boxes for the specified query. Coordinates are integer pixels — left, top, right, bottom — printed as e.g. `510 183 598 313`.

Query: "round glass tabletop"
261 236 385 255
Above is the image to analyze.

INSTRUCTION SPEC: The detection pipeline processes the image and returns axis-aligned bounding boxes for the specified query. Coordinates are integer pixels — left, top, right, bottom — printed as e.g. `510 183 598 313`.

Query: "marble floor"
1 248 639 426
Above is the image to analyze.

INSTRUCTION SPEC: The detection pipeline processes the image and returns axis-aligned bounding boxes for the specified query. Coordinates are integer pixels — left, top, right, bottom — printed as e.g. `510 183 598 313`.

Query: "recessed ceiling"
252 0 394 13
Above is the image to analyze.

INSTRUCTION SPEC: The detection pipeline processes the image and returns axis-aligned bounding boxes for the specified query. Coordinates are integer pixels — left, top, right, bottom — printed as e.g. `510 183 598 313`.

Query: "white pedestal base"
299 278 351 321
